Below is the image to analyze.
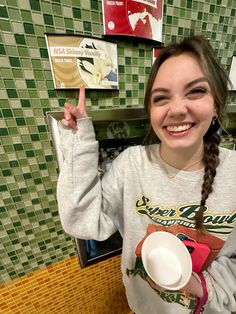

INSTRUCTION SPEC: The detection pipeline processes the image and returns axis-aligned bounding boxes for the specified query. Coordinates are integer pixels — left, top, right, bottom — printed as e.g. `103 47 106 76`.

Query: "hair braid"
195 128 221 232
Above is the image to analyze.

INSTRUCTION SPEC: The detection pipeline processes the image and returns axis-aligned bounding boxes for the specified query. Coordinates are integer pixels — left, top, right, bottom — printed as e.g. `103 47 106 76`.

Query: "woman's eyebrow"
185 77 208 89
151 87 169 95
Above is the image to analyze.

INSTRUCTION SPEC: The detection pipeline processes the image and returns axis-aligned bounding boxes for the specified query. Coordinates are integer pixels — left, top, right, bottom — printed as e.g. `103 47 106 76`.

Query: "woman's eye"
188 88 207 97
152 96 167 104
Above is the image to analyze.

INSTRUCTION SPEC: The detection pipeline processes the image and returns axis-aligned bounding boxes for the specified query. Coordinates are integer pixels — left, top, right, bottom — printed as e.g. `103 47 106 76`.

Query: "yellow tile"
1 255 131 314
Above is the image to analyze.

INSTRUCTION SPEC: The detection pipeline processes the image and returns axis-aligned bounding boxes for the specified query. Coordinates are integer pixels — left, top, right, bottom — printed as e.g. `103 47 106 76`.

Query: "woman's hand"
61 87 87 129
147 273 203 298
182 273 203 298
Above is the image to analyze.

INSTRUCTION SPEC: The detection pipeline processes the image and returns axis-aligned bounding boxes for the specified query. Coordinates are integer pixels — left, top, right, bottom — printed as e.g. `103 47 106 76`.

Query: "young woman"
57 36 236 314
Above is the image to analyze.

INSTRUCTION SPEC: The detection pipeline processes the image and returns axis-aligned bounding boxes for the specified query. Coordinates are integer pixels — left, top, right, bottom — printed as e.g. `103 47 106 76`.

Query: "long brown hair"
143 36 230 232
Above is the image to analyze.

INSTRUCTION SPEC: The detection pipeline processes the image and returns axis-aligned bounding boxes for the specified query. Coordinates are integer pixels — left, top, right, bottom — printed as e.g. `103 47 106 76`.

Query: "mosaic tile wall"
0 0 236 287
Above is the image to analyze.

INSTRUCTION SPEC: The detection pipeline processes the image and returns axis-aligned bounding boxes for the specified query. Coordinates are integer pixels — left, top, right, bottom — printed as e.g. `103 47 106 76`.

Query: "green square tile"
34 70 44 79
29 90 39 98
125 57 131 65
30 134 40 141
31 59 42 68
224 17 229 24
26 117 35 124
118 65 125 73
0 184 8 192
72 7 81 19
54 16 64 27
91 0 99 10
13 143 24 151
15 34 26 45
37 36 46 47
215 6 220 14
23 23 35 34
186 0 192 8
16 118 26 126
29 0 41 11
4 79 15 88
20 58 32 68
43 14 54 25
41 1 53 13
6 46 19 56
35 25 45 36
83 20 91 31
26 35 38 47
7 89 18 98
0 128 9 136
0 43 6 55
13 108 23 116
210 4 215 13
12 69 23 78
179 8 185 18
52 3 62 15
202 22 207 30
192 1 198 10
64 18 73 29
197 12 203 20
18 47 29 57
91 11 99 22
2 109 13 117
8 8 21 20
0 6 9 18
45 26 55 33
25 79 36 88
39 48 48 58
18 90 29 98
21 10 33 22
219 16 224 23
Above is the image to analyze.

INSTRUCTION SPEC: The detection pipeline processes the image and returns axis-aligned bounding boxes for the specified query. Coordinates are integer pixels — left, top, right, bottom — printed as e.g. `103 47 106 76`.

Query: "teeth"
166 124 192 132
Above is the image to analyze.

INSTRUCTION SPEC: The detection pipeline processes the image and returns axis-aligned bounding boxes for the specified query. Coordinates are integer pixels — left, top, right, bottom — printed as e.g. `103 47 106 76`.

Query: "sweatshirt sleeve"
204 225 236 312
56 117 124 241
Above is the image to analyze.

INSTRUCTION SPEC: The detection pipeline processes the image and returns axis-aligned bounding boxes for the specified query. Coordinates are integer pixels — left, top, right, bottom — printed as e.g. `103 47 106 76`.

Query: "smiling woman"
149 53 215 159
57 36 236 314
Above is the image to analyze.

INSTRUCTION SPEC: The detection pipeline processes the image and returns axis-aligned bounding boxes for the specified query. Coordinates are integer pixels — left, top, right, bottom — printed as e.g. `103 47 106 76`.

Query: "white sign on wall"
229 56 236 90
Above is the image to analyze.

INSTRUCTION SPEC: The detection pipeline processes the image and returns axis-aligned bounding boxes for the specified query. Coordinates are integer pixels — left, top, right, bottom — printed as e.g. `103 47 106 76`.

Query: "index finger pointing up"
77 86 86 109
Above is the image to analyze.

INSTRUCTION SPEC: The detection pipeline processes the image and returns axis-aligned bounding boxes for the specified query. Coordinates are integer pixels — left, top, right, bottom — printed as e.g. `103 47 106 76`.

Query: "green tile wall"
0 0 236 283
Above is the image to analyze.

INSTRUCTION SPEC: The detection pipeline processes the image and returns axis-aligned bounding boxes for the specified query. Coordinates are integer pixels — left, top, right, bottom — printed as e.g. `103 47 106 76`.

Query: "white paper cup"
141 231 192 290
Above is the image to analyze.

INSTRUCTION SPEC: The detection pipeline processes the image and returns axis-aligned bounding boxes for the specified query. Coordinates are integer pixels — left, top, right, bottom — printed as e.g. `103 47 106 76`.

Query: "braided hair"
196 119 221 232
143 36 230 232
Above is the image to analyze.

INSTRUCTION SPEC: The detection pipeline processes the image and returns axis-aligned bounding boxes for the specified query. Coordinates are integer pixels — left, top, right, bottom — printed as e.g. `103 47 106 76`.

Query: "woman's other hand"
147 273 203 298
61 87 87 129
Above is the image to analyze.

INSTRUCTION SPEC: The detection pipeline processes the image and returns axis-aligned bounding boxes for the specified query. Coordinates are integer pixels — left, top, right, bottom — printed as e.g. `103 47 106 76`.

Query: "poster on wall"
152 47 162 63
45 34 119 89
102 0 163 43
229 56 236 90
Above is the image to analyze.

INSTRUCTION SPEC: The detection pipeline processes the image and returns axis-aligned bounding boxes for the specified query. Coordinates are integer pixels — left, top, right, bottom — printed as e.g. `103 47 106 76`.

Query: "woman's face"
150 52 215 154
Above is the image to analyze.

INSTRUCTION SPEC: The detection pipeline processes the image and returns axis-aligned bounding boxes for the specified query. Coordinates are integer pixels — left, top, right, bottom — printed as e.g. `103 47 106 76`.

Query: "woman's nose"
168 97 188 117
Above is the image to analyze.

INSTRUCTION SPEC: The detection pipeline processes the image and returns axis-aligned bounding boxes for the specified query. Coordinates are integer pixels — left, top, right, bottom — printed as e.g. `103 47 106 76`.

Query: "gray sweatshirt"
57 118 236 314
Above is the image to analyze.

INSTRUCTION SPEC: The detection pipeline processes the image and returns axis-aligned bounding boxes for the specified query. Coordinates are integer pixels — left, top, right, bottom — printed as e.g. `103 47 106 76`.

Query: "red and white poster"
152 47 162 63
102 0 163 42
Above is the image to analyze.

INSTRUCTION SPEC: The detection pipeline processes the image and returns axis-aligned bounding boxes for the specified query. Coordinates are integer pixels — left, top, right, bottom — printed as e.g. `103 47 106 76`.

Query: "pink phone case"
183 240 210 274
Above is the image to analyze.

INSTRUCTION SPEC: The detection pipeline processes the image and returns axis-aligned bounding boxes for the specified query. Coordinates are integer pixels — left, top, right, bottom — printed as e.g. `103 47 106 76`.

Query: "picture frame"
102 0 163 43
229 55 236 91
45 34 119 90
